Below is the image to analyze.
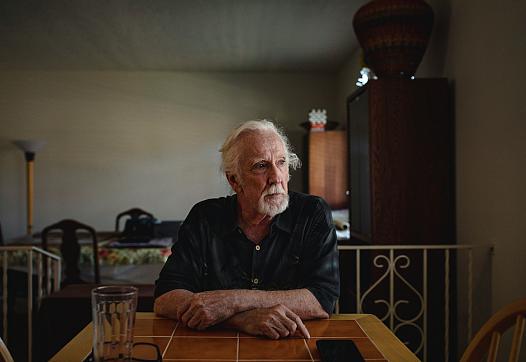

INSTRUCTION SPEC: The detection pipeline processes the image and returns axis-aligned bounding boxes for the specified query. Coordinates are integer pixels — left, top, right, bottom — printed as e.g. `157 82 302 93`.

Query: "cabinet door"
347 78 453 244
368 78 453 244
308 131 348 209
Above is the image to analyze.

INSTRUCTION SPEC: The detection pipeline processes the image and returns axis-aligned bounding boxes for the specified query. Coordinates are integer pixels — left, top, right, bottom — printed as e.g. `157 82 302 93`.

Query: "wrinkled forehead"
238 130 286 162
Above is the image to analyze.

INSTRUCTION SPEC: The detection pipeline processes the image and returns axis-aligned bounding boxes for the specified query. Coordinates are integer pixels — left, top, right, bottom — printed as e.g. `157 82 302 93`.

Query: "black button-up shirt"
154 191 340 314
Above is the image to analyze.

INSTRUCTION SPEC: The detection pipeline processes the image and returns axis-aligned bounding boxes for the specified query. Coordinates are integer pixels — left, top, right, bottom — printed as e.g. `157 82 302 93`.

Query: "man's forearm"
154 289 194 319
221 288 328 320
154 287 328 331
155 288 327 320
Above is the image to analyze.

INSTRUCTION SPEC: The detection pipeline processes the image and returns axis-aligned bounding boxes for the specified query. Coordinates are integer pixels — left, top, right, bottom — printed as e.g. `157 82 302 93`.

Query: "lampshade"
13 140 47 153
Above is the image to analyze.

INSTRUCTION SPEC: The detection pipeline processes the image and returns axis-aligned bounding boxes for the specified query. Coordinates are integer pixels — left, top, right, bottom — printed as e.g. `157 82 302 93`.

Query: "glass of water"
91 286 138 361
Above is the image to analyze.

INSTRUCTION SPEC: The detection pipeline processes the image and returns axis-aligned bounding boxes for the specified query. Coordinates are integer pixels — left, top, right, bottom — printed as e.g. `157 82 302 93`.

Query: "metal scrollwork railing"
336 244 493 362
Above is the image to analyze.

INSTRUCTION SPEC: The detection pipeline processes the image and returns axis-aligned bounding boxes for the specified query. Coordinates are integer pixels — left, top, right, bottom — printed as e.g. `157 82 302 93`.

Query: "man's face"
229 130 289 217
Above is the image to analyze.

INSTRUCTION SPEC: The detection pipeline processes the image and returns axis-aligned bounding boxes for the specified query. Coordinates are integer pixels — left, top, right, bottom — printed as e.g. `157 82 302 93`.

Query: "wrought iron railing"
336 244 494 362
0 246 61 362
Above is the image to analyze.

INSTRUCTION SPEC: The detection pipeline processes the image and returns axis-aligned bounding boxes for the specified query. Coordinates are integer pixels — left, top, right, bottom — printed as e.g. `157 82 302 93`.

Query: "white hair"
219 119 301 179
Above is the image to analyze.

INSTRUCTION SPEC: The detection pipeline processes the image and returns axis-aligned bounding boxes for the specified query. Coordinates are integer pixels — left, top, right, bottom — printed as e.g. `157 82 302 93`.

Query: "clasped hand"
175 291 309 339
177 290 235 330
232 304 310 339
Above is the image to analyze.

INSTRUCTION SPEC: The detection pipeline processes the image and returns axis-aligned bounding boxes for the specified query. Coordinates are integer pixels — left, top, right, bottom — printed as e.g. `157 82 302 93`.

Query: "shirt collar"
273 196 294 234
223 194 240 236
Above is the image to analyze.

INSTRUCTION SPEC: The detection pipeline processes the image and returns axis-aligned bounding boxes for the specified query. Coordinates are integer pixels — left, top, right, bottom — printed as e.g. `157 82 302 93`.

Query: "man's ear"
226 173 241 192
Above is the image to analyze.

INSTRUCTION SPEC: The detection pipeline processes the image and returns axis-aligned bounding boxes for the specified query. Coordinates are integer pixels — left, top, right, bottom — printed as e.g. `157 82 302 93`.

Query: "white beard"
257 184 289 217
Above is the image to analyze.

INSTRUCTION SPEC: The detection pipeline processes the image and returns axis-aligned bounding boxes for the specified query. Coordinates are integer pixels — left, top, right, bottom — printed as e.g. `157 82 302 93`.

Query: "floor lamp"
13 140 46 236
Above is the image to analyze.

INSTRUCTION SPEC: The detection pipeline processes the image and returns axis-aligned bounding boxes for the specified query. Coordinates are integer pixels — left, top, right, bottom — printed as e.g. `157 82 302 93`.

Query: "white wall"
426 0 526 312
0 71 337 238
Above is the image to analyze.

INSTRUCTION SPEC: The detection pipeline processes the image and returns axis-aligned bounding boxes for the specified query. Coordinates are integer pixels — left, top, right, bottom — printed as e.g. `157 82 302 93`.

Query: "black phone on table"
316 339 365 362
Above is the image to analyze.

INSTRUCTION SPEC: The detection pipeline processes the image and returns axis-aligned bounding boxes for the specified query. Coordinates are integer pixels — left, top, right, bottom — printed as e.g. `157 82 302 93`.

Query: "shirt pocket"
215 257 250 290
273 252 302 290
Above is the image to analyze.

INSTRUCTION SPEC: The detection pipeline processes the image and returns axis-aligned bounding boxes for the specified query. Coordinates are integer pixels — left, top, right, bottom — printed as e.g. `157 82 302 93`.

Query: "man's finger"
265 325 281 340
181 304 197 325
275 322 291 338
196 320 209 330
286 310 309 339
279 315 297 336
296 319 309 339
186 312 203 329
176 299 192 321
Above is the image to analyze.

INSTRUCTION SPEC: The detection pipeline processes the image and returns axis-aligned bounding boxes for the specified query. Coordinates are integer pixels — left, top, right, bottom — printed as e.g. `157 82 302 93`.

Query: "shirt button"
252 278 259 284
255 245 261 251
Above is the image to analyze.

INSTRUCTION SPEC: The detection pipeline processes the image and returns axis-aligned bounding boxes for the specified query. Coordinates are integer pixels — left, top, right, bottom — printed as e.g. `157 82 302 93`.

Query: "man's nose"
268 163 282 184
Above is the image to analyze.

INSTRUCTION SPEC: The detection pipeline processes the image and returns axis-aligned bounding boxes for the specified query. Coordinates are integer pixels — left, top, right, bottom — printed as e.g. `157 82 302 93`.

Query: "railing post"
2 250 8 343
444 249 450 362
389 249 394 330
27 249 33 362
468 248 473 342
356 249 361 313
37 253 43 307
47 257 52 293
54 259 61 292
423 248 428 362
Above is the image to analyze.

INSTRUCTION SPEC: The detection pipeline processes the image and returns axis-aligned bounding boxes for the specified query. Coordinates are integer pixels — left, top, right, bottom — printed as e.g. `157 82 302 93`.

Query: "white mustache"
263 184 285 196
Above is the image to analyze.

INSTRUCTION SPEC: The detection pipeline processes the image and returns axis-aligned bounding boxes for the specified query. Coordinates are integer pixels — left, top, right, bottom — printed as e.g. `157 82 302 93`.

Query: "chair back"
460 298 526 362
115 207 154 232
41 219 100 285
0 336 14 362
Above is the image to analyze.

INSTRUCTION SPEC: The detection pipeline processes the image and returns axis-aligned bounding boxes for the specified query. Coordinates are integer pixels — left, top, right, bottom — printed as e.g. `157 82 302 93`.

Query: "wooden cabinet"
307 130 348 209
348 78 454 244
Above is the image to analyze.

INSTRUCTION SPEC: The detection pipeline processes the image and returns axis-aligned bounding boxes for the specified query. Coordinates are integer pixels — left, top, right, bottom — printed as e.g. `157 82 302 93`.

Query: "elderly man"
154 120 339 339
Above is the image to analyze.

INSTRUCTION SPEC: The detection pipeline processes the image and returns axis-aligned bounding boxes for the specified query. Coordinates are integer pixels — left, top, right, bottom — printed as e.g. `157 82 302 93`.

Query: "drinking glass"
92 286 138 361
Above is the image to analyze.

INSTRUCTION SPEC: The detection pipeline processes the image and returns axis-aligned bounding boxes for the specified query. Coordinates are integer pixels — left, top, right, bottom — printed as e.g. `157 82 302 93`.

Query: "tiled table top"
51 313 419 362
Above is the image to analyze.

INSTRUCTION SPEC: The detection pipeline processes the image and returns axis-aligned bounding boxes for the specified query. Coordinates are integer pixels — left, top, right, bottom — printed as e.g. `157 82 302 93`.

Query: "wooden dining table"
50 312 419 361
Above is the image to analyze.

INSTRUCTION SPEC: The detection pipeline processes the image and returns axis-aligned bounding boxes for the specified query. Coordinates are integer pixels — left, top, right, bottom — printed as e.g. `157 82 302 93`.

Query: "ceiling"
0 0 365 72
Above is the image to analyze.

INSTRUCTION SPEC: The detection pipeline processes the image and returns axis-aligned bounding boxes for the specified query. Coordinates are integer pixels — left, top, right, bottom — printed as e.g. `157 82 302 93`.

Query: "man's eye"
277 159 287 166
254 162 267 169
